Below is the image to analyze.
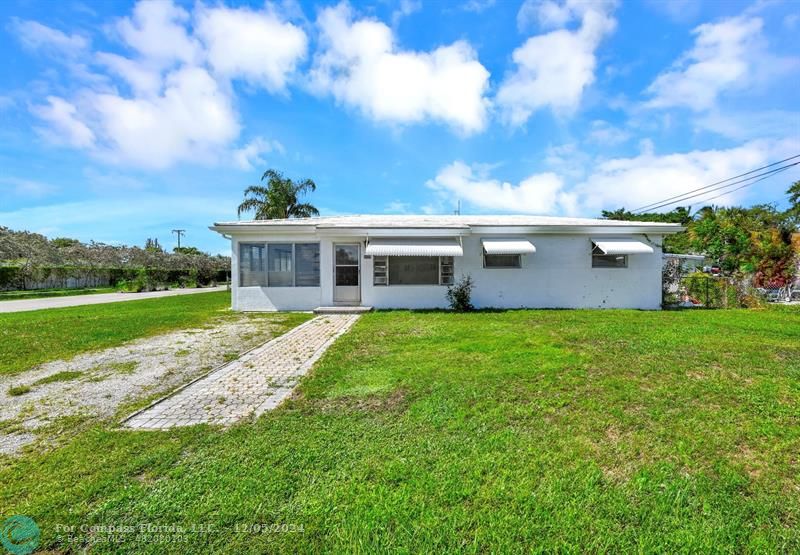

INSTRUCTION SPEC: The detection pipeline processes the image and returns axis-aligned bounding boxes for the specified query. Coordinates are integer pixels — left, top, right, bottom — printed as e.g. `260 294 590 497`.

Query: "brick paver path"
123 314 360 429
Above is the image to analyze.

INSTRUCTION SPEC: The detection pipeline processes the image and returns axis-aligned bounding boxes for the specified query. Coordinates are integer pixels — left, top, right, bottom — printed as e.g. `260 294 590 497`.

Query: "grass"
0 287 116 301
108 361 139 375
0 291 306 376
6 385 31 396
1 307 799 552
33 371 83 385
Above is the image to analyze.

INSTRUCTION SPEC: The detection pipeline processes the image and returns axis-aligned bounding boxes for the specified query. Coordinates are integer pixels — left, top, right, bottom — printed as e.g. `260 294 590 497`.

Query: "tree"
52 237 80 248
144 238 163 252
787 180 800 226
237 169 319 220
174 246 203 256
601 206 693 253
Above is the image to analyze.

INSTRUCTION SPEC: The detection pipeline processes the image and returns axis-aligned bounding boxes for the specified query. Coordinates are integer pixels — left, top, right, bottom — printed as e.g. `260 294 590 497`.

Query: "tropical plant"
446 274 475 312
237 169 320 220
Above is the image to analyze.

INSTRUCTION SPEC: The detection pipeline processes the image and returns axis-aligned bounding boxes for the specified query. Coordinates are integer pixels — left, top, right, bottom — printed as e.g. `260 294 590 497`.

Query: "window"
484 253 521 268
440 256 454 285
268 244 294 286
240 243 320 287
592 254 628 268
239 243 266 286
592 245 627 268
373 256 388 286
295 243 321 286
374 256 452 286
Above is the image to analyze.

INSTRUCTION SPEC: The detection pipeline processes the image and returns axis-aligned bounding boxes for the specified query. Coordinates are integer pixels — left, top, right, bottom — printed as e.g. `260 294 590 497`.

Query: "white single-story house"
210 215 684 311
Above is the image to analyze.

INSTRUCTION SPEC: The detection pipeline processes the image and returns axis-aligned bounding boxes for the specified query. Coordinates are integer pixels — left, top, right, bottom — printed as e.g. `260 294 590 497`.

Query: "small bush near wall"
446 274 475 312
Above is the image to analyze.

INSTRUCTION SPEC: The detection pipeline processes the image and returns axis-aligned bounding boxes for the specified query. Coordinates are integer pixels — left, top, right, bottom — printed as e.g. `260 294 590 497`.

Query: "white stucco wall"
229 233 664 311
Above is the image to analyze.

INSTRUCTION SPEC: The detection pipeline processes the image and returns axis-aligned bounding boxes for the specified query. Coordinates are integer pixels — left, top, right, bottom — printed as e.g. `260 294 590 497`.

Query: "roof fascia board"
317 227 469 237
471 225 684 234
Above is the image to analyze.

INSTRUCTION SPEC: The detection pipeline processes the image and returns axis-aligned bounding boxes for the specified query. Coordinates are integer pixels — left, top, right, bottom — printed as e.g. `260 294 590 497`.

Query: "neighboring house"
211 215 684 311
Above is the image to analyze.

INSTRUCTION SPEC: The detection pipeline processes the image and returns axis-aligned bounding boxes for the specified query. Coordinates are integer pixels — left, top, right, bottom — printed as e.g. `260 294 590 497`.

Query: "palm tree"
237 169 320 220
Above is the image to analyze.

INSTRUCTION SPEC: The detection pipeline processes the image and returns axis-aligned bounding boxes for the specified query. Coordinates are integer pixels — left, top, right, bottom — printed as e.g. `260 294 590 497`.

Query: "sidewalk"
123 314 361 429
0 285 228 313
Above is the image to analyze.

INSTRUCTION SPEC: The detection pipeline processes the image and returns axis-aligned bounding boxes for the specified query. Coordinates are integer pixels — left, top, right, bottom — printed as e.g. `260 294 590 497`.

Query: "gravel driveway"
0 313 300 455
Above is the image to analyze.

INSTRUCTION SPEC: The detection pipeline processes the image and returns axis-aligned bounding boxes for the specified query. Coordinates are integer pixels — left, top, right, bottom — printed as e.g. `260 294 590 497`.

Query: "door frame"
333 242 361 304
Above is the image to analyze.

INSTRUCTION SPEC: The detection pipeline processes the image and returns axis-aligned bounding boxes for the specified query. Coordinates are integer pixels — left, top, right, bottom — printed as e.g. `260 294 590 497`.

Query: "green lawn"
0 291 306 376
1 307 799 552
0 287 117 301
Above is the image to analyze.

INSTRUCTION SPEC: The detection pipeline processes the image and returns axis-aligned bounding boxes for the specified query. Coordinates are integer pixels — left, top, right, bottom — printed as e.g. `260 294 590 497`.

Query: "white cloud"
462 0 495 14
21 0 312 170
694 109 800 141
89 66 240 168
31 96 96 148
309 2 491 134
195 4 307 93
426 161 570 214
645 15 796 111
644 0 701 23
517 0 615 31
426 139 800 217
586 119 630 145
498 0 617 125
232 136 286 171
0 177 55 198
114 0 201 66
392 0 422 26
10 18 89 56
95 52 162 96
571 138 800 213
0 194 236 244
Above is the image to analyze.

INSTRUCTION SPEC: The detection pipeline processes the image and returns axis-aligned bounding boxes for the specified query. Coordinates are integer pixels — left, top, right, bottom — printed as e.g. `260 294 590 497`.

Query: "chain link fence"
662 255 800 308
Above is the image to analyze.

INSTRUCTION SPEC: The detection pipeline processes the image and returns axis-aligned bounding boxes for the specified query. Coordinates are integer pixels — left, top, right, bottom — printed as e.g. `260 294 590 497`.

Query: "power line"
631 153 800 213
633 160 800 213
690 164 798 206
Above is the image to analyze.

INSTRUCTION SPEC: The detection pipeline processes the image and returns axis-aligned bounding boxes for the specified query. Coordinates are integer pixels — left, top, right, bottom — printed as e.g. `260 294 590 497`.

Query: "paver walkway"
123 314 360 429
0 285 228 313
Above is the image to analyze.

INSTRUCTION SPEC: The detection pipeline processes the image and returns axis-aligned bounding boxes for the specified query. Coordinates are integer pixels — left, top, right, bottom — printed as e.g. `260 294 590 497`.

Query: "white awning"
482 239 536 255
592 238 654 255
365 238 463 257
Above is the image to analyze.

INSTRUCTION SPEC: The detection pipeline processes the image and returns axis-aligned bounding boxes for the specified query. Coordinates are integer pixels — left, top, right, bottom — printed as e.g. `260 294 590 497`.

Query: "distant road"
0 286 228 314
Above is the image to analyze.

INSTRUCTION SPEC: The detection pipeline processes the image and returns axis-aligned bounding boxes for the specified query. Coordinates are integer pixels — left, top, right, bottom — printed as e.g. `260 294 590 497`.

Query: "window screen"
592 254 628 268
387 256 439 285
268 244 294 286
239 243 266 286
484 254 521 268
295 243 320 286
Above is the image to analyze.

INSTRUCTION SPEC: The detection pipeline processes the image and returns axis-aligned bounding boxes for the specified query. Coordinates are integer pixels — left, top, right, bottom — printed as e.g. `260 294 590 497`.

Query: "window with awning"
481 239 535 269
591 239 653 269
591 239 653 255
481 239 536 255
365 238 463 257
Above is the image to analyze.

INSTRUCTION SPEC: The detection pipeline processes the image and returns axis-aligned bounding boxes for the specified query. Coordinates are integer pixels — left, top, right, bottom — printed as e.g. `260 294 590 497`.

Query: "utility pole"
172 229 186 249
454 200 461 215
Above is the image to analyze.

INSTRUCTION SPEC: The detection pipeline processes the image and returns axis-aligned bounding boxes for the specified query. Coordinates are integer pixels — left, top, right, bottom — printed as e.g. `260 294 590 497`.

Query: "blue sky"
1 0 798 254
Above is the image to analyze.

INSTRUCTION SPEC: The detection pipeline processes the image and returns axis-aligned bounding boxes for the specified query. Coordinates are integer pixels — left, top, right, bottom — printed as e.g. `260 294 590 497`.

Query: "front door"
334 243 360 304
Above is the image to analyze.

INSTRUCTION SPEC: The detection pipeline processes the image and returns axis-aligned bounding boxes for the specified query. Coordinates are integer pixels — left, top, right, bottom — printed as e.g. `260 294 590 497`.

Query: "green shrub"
446 274 475 312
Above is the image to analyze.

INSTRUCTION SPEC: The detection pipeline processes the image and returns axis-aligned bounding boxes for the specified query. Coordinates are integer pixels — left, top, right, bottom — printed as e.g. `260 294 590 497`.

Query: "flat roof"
212 214 684 230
